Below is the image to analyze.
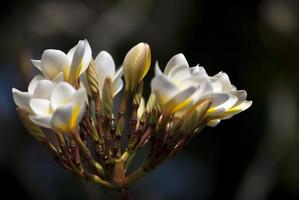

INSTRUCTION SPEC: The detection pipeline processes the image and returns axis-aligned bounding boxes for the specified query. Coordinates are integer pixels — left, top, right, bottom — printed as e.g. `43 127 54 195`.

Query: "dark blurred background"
1 0 299 199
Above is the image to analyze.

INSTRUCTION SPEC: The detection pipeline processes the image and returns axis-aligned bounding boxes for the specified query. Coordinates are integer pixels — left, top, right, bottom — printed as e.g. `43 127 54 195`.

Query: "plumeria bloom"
29 82 86 133
31 39 92 85
94 51 124 98
12 75 61 112
204 70 252 126
151 53 252 126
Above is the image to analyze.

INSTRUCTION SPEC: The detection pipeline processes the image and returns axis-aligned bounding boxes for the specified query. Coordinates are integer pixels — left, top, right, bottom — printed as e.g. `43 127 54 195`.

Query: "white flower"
29 82 86 133
12 75 58 112
205 71 252 126
151 53 252 125
94 51 124 98
31 39 92 84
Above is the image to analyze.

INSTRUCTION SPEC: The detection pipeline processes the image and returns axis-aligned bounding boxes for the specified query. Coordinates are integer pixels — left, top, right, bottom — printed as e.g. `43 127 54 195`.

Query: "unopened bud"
123 42 151 92
101 78 113 119
86 60 99 98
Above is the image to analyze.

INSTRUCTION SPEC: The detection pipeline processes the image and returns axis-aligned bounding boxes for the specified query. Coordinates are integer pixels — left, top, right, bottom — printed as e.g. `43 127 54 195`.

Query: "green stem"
72 130 105 176
84 171 114 189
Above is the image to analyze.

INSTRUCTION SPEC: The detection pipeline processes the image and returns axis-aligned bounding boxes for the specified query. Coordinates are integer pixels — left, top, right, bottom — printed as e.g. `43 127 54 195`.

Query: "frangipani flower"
151 53 252 126
94 51 124 98
204 71 252 126
31 39 92 85
12 75 60 112
29 82 86 133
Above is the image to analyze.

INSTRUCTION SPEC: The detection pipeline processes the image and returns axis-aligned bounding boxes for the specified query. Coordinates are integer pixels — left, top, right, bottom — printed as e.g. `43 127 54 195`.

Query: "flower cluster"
12 40 252 190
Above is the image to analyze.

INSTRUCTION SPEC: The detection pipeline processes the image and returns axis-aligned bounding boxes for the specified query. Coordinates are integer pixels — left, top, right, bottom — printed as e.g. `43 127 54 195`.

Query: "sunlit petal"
95 51 116 89
164 53 189 75
41 49 70 79
151 74 179 106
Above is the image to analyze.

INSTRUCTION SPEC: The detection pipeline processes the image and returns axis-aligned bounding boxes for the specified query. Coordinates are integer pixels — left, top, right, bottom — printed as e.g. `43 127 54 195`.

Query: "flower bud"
101 78 113 119
123 42 151 92
86 59 100 98
16 108 47 142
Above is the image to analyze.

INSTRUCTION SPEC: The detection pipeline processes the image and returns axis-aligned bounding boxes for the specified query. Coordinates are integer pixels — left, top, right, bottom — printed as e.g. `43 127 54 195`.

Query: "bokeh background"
1 0 299 199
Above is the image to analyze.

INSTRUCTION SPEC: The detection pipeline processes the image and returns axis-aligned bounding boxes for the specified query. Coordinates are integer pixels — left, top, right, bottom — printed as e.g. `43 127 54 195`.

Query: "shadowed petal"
32 80 54 99
31 59 42 71
12 88 31 111
28 75 45 94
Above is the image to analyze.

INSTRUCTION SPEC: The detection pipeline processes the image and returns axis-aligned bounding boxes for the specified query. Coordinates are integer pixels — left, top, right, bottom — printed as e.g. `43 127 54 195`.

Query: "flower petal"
28 75 45 94
190 65 205 74
30 99 51 116
206 93 238 115
168 64 191 83
210 77 223 93
31 59 42 71
112 67 124 97
52 72 64 83
112 66 124 83
50 82 76 110
151 74 180 106
70 88 87 105
137 97 145 120
51 103 85 133
164 53 189 75
68 40 92 82
41 49 70 80
207 119 221 127
164 86 196 114
29 115 52 129
32 80 54 99
80 40 92 76
223 100 252 118
12 88 31 111
213 72 235 92
112 79 124 97
230 90 247 106
95 51 116 89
